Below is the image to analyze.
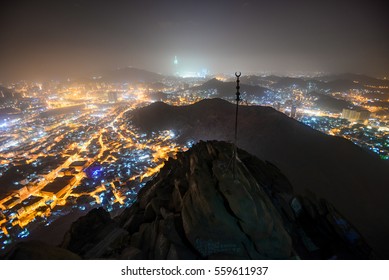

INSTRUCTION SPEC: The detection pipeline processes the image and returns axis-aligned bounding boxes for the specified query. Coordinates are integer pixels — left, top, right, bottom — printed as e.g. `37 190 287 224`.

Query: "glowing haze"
0 0 388 79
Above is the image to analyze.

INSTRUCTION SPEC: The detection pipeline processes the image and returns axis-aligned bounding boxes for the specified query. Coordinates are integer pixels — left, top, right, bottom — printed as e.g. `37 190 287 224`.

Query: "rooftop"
41 176 75 195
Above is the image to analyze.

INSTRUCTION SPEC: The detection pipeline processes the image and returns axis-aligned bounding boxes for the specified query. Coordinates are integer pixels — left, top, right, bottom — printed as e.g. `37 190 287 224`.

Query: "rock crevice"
5 141 374 259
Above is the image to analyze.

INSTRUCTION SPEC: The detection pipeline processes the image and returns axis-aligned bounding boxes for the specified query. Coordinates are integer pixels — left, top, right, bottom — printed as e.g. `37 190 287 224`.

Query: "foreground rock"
5 241 80 260
117 141 295 259
130 99 389 258
60 207 129 259
5 141 375 259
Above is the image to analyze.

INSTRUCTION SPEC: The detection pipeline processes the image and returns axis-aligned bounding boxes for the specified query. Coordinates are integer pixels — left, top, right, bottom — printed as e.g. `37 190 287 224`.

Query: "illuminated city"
0 82 191 250
1 0 389 267
0 70 388 251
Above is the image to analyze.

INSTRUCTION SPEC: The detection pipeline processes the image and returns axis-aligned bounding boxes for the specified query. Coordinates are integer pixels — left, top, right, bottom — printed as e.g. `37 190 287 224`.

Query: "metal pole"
233 72 241 179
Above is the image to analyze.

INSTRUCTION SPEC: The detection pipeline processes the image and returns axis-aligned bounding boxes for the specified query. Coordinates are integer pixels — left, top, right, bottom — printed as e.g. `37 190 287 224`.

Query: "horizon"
1 0 388 80
1 65 388 84
1 0 389 267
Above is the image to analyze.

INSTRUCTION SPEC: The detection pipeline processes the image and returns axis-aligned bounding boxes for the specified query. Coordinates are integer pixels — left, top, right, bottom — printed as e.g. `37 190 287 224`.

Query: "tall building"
342 109 370 122
108 91 118 103
290 105 297 118
173 56 179 76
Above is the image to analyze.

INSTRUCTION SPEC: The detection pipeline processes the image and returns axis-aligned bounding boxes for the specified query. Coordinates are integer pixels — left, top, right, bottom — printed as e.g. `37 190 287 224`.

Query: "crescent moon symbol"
235 72 241 77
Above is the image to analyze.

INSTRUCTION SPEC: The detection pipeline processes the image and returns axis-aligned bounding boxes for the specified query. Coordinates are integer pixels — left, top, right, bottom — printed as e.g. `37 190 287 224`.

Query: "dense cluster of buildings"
0 85 186 251
342 109 370 122
0 71 388 252
300 116 389 160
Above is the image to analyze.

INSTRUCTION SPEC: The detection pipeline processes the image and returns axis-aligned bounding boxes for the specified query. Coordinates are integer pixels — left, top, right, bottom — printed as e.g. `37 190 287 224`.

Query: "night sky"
0 0 388 79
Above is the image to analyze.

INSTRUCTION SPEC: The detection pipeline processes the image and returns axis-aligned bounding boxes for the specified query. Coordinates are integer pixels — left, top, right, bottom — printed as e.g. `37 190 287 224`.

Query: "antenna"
232 72 241 179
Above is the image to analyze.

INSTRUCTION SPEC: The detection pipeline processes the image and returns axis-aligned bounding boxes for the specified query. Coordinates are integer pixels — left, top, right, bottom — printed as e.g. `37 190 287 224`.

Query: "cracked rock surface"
117 140 295 259
5 140 374 259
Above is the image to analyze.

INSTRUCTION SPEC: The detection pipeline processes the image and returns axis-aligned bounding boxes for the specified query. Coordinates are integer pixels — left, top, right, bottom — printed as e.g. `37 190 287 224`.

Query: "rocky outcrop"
4 241 81 260
130 99 389 258
5 141 375 259
114 141 373 259
117 140 295 259
60 207 129 259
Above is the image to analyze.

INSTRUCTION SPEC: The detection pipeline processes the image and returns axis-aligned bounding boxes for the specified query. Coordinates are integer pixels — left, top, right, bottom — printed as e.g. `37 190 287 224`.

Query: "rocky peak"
5 141 374 259
116 140 295 259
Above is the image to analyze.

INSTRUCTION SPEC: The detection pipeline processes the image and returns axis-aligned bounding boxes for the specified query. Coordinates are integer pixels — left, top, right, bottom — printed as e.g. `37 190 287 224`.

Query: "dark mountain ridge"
4 141 374 259
236 74 388 93
307 91 359 113
194 78 269 98
130 98 389 258
319 73 389 86
99 67 163 83
0 86 21 100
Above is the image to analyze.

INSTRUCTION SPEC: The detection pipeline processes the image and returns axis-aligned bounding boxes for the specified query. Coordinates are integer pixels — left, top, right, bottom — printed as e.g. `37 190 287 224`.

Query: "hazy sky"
1 0 388 79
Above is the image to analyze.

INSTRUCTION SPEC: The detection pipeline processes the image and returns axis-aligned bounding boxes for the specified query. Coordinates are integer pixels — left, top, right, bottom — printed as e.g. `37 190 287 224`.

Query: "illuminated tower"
227 72 241 179
173 56 179 76
108 91 118 103
290 105 297 118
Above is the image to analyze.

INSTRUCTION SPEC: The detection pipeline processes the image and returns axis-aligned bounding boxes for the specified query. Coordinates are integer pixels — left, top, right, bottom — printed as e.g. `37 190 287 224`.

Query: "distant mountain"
0 86 11 96
267 77 363 92
362 101 389 109
194 78 269 98
319 73 389 86
0 86 21 99
239 75 280 87
99 67 163 83
129 98 389 258
238 73 389 93
323 79 363 92
0 86 22 109
148 82 168 90
314 74 389 94
273 77 309 89
0 108 20 115
307 91 358 113
146 91 168 102
237 75 365 93
364 92 389 101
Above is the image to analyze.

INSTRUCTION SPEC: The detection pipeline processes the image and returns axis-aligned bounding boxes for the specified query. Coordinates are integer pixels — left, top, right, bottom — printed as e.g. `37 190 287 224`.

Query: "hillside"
319 73 389 86
99 67 163 83
231 75 365 93
194 78 269 98
0 86 21 100
307 91 358 113
5 141 373 259
129 98 389 258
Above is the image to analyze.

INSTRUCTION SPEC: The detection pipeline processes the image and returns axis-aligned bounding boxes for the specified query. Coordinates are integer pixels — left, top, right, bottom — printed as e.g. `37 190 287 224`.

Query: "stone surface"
60 207 129 258
5 140 375 259
131 99 389 258
5 241 81 260
117 141 297 259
